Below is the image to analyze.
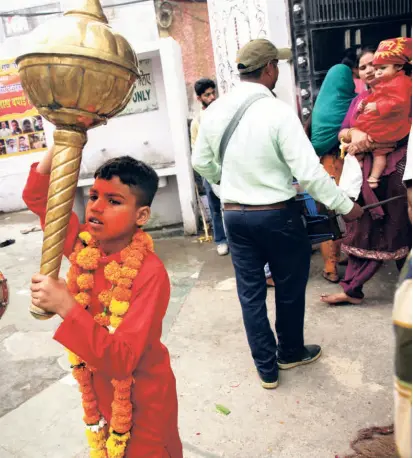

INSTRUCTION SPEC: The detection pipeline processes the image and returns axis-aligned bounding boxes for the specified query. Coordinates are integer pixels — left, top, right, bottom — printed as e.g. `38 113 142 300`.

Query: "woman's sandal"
322 271 340 283
266 277 275 288
367 176 380 189
320 292 363 306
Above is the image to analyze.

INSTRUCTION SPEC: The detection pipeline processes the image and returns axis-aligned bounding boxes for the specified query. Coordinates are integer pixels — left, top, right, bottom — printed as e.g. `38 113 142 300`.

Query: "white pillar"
159 38 198 235
207 0 296 110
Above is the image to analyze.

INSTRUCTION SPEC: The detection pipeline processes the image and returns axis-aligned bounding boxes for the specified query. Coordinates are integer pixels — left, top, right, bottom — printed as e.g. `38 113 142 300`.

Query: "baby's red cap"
373 37 412 66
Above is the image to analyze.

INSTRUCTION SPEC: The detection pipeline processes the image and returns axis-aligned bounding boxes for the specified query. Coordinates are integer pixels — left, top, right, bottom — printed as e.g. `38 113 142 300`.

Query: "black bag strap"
219 93 269 164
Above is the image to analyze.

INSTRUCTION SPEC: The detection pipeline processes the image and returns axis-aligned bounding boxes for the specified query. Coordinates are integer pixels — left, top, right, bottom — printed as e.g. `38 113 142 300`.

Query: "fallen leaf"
216 404 231 415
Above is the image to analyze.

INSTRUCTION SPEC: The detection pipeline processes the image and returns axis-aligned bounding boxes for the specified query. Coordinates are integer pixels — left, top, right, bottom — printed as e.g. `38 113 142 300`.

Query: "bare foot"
320 292 363 305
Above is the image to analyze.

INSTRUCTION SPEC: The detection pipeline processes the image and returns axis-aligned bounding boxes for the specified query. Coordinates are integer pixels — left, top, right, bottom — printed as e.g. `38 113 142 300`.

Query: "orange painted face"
86 177 150 246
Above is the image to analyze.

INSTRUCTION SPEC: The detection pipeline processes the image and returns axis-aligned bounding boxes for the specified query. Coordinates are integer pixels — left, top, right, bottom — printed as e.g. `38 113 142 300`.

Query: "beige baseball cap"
236 39 292 74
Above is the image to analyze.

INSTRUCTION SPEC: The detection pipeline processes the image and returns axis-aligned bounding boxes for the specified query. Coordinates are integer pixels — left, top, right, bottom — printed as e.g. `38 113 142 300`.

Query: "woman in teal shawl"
310 60 357 283
311 63 356 156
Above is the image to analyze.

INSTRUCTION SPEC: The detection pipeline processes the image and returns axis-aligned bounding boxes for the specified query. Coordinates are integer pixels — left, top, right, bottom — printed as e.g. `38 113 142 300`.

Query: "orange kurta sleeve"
22 162 80 258
53 263 170 380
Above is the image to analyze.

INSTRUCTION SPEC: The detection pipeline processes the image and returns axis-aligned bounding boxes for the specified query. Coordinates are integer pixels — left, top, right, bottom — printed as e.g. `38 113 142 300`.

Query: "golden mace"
17 0 140 319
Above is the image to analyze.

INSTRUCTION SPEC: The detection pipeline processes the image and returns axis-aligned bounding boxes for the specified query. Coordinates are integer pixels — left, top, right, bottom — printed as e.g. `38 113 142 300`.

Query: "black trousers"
224 205 312 382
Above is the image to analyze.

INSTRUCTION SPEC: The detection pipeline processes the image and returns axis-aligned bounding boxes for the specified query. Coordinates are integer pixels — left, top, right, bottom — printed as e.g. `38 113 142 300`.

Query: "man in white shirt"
192 39 363 389
6 138 17 154
0 121 11 138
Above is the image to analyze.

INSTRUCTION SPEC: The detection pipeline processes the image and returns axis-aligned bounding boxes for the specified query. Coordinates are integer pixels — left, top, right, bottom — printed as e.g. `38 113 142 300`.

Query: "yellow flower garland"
66 229 154 458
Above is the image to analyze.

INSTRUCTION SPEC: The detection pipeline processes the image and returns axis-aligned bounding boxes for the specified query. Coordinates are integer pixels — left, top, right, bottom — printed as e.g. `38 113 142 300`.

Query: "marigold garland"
77 247 101 270
66 229 153 458
109 299 129 316
95 312 110 327
79 231 93 245
120 267 138 280
98 290 112 307
117 278 133 289
77 273 94 290
112 287 132 302
110 314 123 329
104 261 122 284
76 292 92 307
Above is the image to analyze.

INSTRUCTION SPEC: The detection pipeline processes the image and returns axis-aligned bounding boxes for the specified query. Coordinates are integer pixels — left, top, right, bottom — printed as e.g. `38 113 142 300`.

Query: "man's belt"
223 202 288 211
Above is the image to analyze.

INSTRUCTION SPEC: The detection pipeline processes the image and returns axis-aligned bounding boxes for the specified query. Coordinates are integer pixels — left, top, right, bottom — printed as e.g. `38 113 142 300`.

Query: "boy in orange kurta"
24 147 183 458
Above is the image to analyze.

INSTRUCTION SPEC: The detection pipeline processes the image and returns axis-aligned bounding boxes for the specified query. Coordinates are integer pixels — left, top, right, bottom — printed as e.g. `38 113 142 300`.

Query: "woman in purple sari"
321 46 411 305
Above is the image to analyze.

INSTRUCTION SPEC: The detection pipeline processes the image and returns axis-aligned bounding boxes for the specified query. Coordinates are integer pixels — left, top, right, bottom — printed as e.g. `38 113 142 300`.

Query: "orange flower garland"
66 229 153 458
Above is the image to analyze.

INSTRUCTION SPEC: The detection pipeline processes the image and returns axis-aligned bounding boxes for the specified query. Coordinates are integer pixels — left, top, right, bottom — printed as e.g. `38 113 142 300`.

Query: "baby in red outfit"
354 37 412 188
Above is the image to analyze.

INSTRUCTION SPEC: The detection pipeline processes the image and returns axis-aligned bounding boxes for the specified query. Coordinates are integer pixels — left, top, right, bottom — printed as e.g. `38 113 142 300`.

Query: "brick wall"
161 1 215 116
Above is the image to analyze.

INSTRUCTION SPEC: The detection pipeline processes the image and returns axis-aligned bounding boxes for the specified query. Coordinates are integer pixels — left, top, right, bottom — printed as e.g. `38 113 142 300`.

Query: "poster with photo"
118 59 158 116
0 59 48 158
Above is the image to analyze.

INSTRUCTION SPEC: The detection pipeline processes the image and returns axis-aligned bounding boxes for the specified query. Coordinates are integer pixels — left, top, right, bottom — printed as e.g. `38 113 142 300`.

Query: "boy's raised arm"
54 263 170 380
36 143 54 174
22 144 81 258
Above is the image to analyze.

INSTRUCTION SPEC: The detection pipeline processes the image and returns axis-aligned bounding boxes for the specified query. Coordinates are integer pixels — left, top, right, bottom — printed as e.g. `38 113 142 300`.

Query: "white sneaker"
217 243 229 256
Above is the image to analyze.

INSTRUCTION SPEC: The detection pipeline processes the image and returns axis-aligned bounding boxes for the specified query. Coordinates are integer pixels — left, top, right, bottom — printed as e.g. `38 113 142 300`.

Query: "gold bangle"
346 128 354 142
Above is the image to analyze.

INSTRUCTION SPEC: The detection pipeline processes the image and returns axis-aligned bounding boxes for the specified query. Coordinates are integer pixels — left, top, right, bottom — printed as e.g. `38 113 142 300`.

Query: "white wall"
207 0 296 108
159 38 197 236
0 152 45 212
108 1 159 48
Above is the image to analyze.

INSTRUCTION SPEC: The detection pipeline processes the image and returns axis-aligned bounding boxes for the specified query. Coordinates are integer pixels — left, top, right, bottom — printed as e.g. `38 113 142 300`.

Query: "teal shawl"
311 64 356 156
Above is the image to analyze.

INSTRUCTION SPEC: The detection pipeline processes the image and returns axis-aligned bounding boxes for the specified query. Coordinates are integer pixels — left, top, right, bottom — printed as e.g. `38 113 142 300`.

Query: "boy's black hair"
194 78 216 97
94 156 159 206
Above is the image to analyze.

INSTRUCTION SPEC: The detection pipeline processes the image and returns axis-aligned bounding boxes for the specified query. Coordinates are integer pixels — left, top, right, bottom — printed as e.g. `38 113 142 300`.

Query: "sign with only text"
118 59 158 116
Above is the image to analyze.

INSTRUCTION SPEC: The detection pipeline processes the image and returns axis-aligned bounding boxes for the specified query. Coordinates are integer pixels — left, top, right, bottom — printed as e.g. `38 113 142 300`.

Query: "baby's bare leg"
368 154 387 188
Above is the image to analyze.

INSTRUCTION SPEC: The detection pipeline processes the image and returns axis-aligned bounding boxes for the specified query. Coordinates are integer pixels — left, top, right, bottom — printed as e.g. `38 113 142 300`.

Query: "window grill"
308 0 411 24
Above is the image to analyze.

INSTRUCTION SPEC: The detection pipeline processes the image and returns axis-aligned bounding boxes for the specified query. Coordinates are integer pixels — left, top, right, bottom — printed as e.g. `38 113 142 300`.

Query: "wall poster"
0 59 48 158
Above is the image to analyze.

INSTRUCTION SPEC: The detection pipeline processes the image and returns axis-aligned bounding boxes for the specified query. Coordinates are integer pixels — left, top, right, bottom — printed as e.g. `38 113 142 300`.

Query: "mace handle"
30 129 87 320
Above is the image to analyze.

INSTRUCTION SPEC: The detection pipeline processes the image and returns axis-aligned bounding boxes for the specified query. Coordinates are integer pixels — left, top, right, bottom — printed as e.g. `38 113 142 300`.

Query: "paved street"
0 209 399 457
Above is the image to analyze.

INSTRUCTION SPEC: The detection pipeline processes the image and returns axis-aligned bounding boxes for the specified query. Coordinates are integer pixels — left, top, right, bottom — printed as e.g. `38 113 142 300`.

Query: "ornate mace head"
16 0 140 130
